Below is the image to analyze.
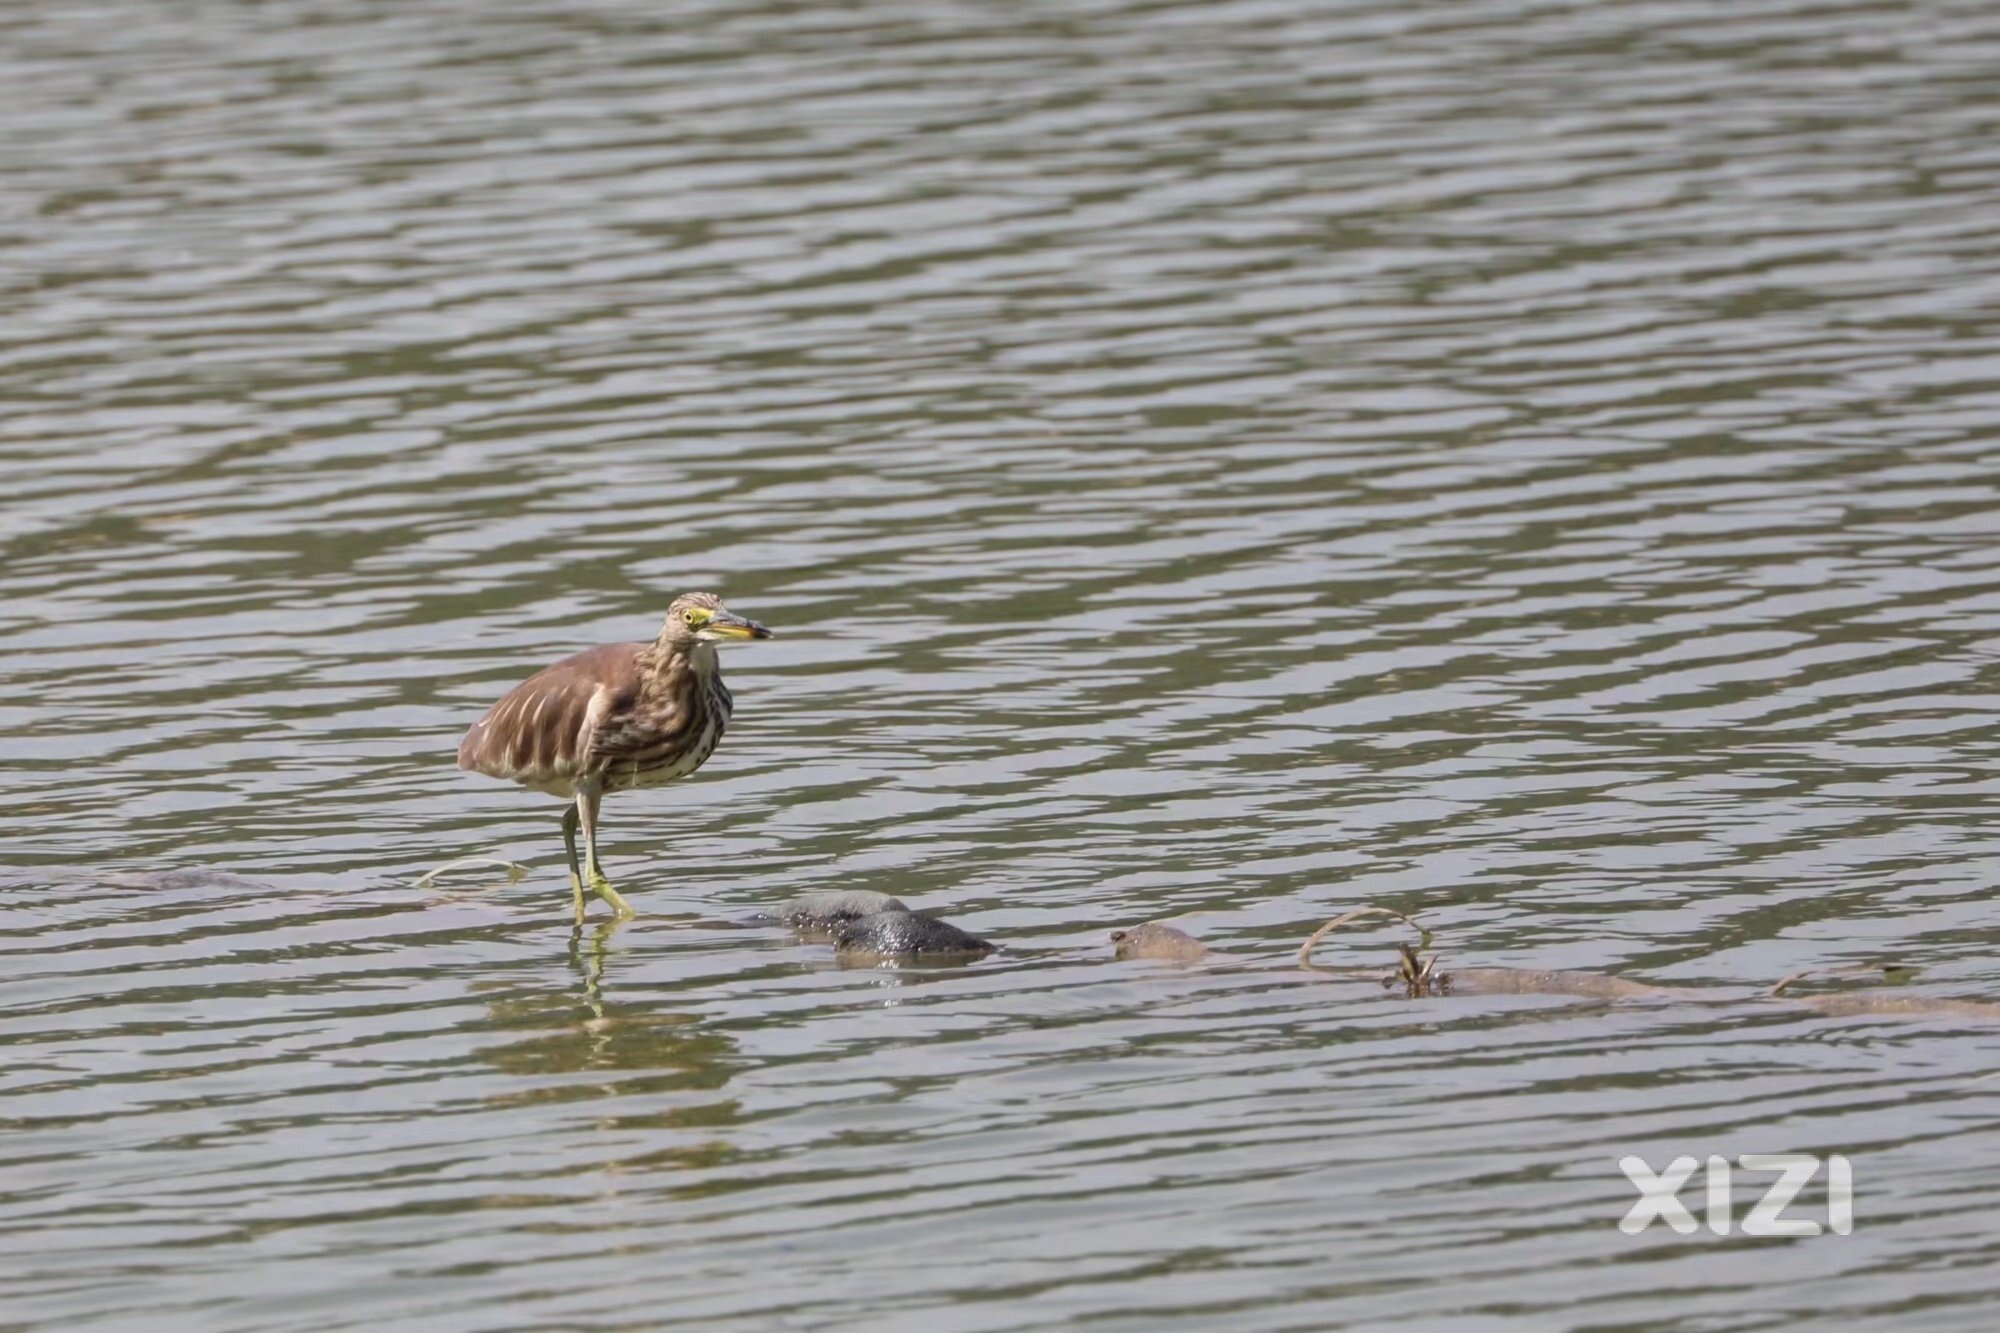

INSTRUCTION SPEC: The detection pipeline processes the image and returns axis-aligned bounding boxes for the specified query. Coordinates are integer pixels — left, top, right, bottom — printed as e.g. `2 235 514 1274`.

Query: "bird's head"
662 591 772 646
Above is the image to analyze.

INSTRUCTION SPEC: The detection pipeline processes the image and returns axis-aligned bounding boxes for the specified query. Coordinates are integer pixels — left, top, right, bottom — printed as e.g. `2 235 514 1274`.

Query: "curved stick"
1297 906 1431 973
413 855 530 892
1769 961 1916 998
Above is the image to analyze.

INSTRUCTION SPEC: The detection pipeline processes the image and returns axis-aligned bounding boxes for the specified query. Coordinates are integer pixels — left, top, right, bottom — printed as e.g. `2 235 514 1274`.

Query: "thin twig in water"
413 856 530 891
1288 908 1998 1020
1769 961 1918 998
1296 905 1432 973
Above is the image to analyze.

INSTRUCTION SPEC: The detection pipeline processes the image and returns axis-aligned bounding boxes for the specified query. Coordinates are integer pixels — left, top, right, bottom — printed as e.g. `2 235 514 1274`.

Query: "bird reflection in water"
468 924 744 1172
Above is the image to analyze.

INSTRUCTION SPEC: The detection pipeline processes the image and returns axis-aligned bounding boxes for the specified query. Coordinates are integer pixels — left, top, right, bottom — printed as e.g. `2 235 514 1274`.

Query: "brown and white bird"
456 591 772 921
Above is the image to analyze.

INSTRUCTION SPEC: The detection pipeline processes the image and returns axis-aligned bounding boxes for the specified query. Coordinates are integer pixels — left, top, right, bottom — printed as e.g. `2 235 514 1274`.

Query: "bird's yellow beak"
707 611 772 640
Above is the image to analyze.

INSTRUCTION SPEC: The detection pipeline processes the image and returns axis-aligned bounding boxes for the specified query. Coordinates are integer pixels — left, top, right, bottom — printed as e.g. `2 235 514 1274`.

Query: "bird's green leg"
578 788 635 919
561 802 586 924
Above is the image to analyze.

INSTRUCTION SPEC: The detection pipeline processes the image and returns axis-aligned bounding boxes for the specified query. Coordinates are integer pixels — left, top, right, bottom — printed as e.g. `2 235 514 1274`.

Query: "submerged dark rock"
759 890 910 932
1447 967 1684 1001
98 869 273 892
834 910 993 965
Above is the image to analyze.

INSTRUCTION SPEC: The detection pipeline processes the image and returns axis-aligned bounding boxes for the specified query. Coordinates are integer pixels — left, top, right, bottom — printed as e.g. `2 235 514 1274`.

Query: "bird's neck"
643 637 721 685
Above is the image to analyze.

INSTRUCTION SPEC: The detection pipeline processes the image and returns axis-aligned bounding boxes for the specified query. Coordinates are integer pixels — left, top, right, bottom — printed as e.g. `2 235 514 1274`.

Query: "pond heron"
457 591 772 922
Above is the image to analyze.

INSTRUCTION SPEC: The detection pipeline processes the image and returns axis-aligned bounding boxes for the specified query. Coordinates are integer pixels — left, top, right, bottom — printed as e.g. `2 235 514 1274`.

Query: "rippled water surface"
6 0 2000 1327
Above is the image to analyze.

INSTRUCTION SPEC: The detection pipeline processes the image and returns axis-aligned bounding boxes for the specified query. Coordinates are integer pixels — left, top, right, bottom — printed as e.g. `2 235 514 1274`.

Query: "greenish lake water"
4 0 2000 1327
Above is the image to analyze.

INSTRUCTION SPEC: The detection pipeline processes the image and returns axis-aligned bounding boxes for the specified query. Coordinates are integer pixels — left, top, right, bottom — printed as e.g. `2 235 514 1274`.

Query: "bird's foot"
569 870 587 925
589 869 636 919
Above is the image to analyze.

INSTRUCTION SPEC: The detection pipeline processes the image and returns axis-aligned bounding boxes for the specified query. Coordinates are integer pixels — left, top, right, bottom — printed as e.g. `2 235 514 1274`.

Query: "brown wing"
456 642 645 789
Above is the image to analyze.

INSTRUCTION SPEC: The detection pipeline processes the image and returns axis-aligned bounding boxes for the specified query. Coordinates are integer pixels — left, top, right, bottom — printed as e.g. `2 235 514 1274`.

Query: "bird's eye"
683 610 698 625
